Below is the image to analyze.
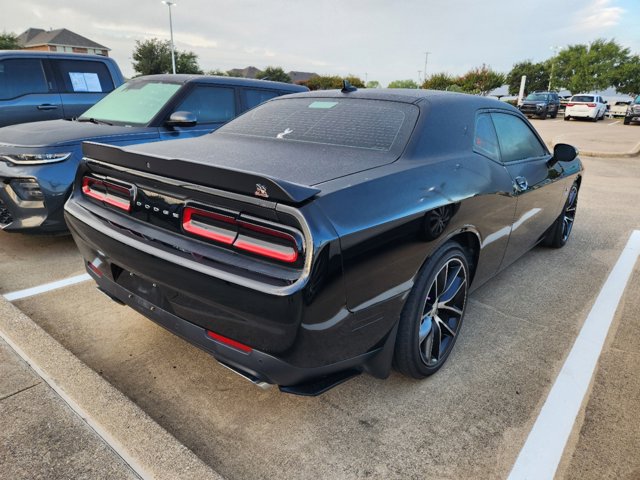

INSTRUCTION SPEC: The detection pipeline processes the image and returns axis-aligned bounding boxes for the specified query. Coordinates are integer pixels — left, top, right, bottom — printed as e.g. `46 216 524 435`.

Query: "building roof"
17 28 109 51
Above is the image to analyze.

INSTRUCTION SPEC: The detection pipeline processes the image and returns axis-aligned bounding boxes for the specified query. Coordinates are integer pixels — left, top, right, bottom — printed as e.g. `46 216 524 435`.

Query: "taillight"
587 103 596 107
566 103 574 107
182 205 302 264
82 176 133 212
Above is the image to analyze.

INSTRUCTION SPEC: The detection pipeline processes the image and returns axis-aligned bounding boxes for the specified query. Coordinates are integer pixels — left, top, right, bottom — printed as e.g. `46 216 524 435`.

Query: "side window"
53 60 115 93
0 59 49 100
473 113 500 162
243 89 279 109
174 86 236 123
491 113 546 163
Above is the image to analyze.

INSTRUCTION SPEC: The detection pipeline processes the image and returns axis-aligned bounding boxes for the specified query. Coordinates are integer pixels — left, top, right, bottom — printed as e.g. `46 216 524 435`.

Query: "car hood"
118 132 403 187
0 120 156 148
522 99 548 105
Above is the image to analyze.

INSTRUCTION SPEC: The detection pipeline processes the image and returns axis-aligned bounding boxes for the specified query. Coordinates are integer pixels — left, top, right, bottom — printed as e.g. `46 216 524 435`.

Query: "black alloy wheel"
545 183 579 248
394 242 470 378
423 206 452 240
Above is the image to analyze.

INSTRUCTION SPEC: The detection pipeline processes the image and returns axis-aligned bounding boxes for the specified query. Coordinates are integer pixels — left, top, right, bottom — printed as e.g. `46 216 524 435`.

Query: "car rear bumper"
65 200 402 393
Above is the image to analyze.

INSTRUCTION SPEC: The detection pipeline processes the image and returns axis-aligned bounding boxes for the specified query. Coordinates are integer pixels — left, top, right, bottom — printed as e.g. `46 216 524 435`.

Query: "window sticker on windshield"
69 72 102 92
309 101 338 109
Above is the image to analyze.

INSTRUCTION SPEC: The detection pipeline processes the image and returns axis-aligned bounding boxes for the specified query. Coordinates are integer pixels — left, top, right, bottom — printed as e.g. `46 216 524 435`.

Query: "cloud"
573 0 625 31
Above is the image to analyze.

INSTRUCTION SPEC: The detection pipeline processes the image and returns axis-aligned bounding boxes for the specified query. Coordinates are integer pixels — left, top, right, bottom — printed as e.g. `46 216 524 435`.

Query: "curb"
548 137 640 158
0 295 224 480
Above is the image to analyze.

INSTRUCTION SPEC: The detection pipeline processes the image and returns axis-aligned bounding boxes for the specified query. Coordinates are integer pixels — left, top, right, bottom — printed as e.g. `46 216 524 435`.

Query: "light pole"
162 1 177 74
548 45 561 91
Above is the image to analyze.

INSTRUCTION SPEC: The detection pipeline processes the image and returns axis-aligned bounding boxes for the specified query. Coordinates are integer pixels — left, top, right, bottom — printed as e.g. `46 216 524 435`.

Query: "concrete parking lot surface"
2 151 638 479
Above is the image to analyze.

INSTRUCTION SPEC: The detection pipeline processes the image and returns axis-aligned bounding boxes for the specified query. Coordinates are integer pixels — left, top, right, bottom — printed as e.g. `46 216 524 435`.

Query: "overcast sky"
2 0 639 86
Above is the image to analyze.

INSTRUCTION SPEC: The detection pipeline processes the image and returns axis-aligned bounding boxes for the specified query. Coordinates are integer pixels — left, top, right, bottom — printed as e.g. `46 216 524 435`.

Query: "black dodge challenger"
64 88 583 395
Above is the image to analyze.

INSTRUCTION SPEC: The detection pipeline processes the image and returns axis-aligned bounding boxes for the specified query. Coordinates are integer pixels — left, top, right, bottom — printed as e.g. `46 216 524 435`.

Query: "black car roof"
132 74 308 92
280 88 516 110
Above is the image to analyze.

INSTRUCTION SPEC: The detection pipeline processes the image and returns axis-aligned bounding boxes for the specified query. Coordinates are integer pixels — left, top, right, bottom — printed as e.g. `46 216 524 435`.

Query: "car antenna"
341 80 357 93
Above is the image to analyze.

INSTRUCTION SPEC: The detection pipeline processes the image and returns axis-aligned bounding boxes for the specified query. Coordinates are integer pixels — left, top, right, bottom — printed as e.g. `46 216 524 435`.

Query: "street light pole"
423 51 431 81
162 1 177 74
548 45 560 91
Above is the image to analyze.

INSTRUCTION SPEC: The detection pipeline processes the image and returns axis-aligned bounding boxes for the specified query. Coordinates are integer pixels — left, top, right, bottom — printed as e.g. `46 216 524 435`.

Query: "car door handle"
514 176 528 191
37 104 59 110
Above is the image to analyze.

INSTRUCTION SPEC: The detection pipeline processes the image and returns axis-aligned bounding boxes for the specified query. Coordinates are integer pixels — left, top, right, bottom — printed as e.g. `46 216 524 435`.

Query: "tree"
422 72 458 91
132 38 203 76
387 79 418 89
366 80 381 89
300 75 364 90
554 39 629 93
255 66 291 83
206 69 228 76
506 60 550 95
458 64 505 95
0 31 20 50
612 55 640 96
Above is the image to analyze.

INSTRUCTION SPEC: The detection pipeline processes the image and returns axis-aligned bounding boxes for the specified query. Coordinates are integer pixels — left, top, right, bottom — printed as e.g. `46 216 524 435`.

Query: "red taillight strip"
206 330 252 353
182 206 237 245
82 177 132 212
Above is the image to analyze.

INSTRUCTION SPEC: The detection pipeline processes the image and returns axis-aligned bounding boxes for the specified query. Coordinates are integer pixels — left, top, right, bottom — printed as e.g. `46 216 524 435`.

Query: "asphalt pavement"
1 119 639 479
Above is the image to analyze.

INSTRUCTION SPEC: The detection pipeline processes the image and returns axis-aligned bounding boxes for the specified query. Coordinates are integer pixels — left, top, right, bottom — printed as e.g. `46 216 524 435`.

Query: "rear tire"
394 242 469 378
624 117 631 125
544 183 579 248
564 115 570 121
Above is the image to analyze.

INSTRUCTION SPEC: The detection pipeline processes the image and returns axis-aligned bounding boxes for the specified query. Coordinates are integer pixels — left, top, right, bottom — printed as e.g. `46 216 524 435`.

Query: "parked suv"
0 50 124 127
518 91 560 119
564 94 607 121
623 95 640 125
0 74 307 233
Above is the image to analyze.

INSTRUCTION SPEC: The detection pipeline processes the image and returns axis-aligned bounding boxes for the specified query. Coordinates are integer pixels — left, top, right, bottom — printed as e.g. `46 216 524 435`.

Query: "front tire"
394 242 470 378
624 117 631 125
544 183 579 248
564 115 570 121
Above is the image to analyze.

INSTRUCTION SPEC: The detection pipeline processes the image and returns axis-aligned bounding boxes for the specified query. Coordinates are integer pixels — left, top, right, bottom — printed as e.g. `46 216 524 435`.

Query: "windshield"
571 95 594 103
79 80 182 126
635 96 640 104
525 93 548 101
218 97 419 152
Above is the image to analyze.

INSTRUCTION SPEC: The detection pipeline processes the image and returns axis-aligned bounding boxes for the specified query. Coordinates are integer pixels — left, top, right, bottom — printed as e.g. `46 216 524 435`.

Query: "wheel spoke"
441 277 466 303
430 320 442 361
419 315 432 342
437 304 463 316
435 314 456 337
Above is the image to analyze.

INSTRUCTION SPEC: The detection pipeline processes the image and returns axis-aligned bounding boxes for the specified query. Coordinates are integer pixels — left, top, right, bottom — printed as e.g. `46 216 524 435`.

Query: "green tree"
300 75 364 90
422 72 457 91
612 55 640 96
255 66 291 83
506 60 550 95
0 31 20 50
458 64 505 95
366 80 381 89
132 38 203 75
345 75 365 88
206 69 228 76
555 39 629 93
387 79 418 89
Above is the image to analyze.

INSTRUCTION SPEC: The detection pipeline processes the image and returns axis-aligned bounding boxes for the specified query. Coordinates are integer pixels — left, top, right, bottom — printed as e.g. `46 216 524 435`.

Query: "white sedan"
564 94 608 121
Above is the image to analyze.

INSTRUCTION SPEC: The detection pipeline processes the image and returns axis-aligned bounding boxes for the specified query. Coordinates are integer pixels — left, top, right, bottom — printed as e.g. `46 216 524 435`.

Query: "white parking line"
508 230 640 480
608 120 620 126
3 273 91 302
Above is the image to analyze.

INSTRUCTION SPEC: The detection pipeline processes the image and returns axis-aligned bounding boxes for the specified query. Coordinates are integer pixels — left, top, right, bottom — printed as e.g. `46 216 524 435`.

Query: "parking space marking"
3 273 91 302
508 230 640 480
608 120 621 126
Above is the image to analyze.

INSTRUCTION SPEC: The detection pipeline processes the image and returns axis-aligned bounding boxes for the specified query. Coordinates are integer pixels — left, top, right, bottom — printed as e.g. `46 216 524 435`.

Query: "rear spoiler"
82 142 320 204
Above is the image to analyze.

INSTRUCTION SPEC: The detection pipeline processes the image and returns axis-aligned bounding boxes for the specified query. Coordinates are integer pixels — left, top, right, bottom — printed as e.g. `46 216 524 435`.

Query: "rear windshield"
79 80 182 126
218 97 419 152
525 93 548 101
634 96 640 104
571 95 594 103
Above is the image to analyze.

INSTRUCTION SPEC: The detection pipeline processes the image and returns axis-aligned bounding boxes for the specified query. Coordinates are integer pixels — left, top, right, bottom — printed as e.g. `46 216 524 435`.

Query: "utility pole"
418 70 422 86
548 45 561 91
162 1 177 74
423 51 431 81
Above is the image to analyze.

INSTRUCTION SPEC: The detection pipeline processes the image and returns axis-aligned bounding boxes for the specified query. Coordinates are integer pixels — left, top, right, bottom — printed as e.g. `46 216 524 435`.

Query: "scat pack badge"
255 183 269 198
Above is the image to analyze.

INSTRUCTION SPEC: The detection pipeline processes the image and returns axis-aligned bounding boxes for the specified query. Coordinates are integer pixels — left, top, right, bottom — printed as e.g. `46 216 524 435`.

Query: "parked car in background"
0 50 124 127
0 75 307 233
624 96 640 125
65 88 583 395
518 91 560 119
608 101 631 118
564 94 608 121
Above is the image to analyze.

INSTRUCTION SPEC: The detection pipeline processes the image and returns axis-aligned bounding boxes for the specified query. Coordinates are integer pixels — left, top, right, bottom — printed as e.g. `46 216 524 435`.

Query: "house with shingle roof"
17 28 110 57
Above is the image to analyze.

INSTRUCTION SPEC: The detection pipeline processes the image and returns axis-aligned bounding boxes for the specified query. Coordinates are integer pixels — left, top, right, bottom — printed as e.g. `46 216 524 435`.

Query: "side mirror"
548 143 578 166
166 111 197 128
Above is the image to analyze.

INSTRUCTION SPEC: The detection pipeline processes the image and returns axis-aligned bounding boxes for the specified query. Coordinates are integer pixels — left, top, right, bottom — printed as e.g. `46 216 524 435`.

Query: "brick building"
17 28 110 56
